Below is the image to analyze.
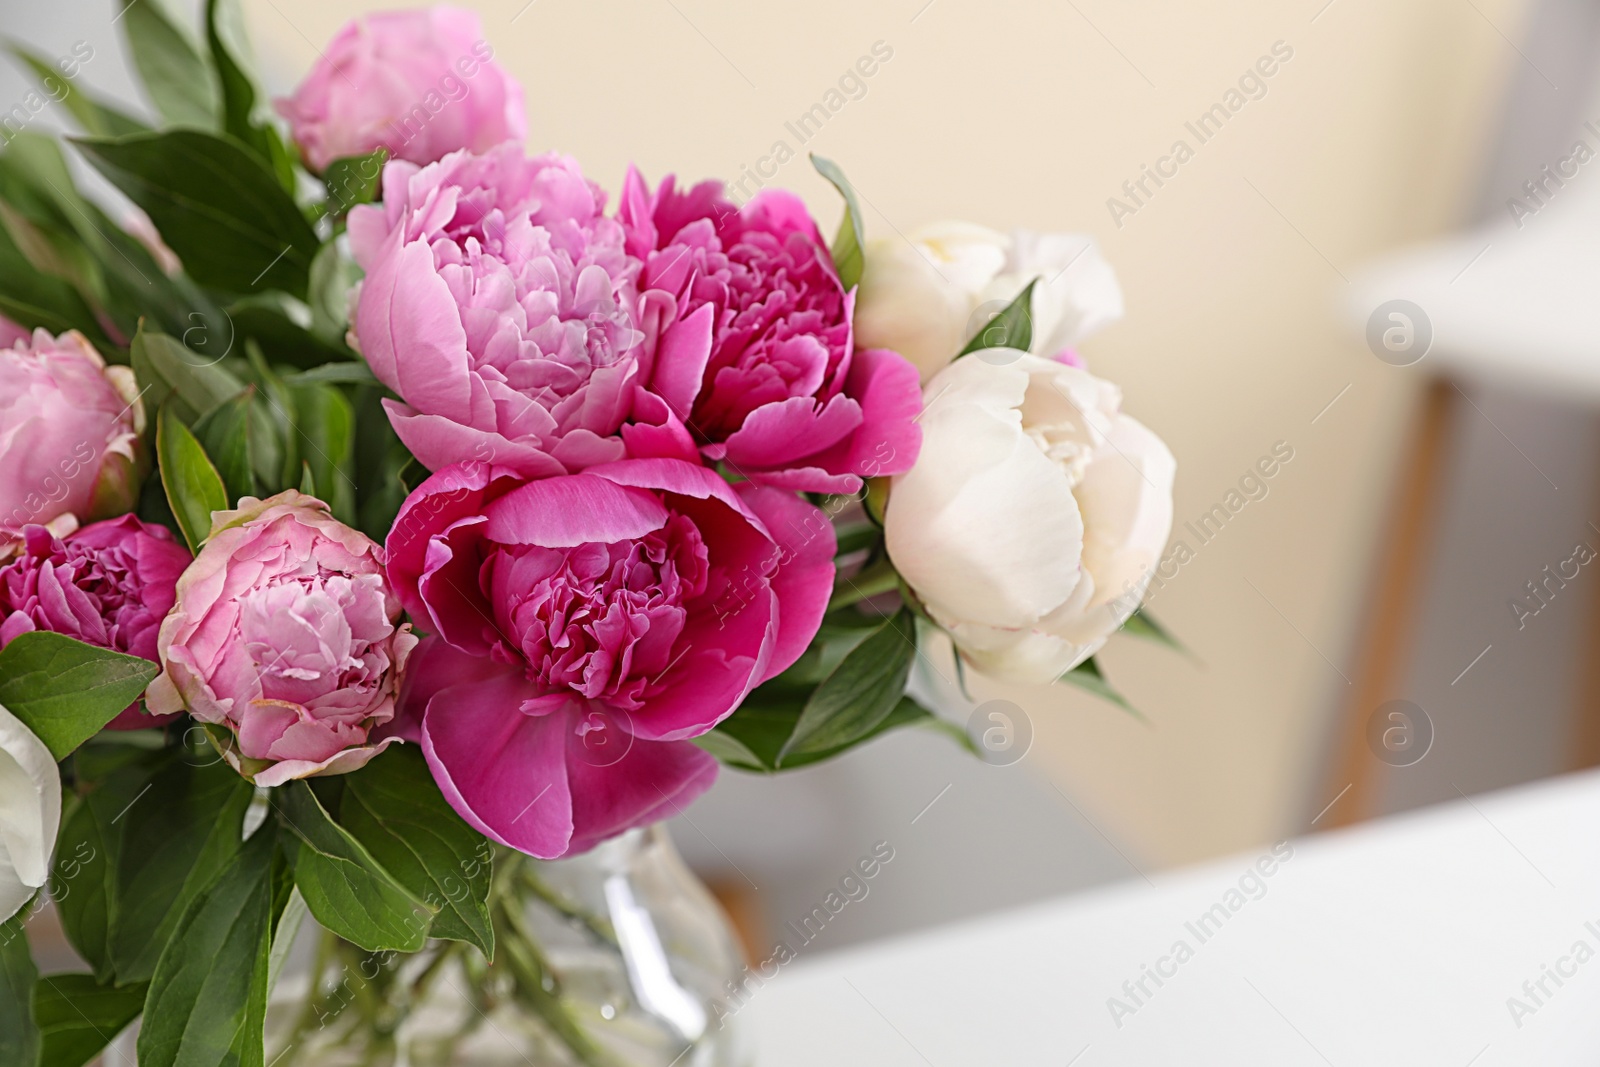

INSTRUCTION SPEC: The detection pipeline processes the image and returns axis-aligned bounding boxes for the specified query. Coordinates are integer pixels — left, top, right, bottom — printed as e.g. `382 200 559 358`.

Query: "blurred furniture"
1325 0 1600 825
751 768 1600 1064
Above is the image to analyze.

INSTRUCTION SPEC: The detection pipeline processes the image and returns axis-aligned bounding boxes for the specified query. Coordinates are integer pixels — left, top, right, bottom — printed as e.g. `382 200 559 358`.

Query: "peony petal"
585 458 756 520
0 701 60 922
355 234 472 419
564 735 718 857
815 347 924 480
383 402 567 479
884 357 1084 628
386 462 503 624
620 392 702 464
721 394 862 470
649 303 714 421
484 473 669 548
736 484 835 681
250 736 403 788
1050 414 1175 646
420 665 576 858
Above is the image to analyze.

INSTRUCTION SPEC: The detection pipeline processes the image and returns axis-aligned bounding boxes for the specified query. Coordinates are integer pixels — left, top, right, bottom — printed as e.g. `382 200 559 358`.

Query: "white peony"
883 352 1174 684
853 223 1123 382
0 701 59 924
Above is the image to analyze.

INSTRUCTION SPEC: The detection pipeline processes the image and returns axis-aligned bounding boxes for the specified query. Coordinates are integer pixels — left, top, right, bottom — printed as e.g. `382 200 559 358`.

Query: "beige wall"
248 0 1527 864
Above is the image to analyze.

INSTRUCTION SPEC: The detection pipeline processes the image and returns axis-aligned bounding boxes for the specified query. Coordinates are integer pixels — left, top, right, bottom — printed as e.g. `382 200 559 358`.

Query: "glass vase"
261 825 755 1067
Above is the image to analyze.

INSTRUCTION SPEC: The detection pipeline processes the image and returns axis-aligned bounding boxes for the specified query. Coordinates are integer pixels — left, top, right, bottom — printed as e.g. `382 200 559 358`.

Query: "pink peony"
0 329 144 541
275 6 527 172
0 516 191 730
617 172 924 493
349 146 651 477
147 491 417 787
385 458 836 858
0 315 27 349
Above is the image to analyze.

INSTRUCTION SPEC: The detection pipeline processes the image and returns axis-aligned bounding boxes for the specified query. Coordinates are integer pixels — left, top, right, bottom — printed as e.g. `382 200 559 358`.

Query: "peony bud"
147 491 417 786
275 6 527 172
0 329 144 545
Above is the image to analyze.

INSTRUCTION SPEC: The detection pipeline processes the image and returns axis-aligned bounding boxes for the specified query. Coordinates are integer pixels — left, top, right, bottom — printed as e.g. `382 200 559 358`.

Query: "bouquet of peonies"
0 4 1174 1065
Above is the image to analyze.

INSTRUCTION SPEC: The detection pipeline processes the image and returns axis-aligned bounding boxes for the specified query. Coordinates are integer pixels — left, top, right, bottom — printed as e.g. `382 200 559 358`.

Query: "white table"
748 770 1600 1065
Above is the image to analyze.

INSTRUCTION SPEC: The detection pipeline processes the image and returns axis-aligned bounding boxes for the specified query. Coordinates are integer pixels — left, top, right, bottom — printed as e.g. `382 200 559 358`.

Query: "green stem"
828 558 900 611
274 925 336 1066
495 896 616 1067
518 869 618 948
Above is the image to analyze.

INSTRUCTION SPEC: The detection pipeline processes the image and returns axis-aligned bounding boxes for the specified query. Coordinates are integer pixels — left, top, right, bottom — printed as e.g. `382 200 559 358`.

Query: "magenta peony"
275 6 526 172
385 458 836 858
146 491 417 787
349 145 653 477
617 171 924 493
0 516 191 730
0 329 144 541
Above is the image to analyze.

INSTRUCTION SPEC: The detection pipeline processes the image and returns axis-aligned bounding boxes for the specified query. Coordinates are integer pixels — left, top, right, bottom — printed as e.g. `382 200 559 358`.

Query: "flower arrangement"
0 4 1175 1065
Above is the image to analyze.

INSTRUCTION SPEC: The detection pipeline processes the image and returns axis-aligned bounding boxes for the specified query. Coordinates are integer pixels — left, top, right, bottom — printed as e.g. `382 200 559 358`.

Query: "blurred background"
12 0 1597 963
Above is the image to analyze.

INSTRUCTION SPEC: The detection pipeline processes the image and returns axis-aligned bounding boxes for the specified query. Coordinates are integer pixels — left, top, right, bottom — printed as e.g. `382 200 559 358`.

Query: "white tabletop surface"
748 769 1600 1065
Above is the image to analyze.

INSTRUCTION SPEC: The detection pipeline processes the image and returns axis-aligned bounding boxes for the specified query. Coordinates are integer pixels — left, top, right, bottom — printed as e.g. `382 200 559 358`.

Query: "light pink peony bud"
0 329 144 544
147 491 418 786
275 6 527 172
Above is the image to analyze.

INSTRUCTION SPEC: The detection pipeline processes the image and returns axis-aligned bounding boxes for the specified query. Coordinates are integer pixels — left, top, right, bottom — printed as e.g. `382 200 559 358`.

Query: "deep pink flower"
349 146 650 477
0 515 191 730
385 458 836 858
275 6 526 172
0 329 144 541
617 171 923 493
147 492 417 787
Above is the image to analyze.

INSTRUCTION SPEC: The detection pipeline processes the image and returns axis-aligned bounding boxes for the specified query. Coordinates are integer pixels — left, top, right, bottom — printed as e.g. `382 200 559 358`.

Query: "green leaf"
766 607 880 689
132 323 246 426
202 0 285 189
275 781 436 953
6 45 146 138
832 522 881 558
0 221 104 341
959 278 1036 356
777 609 916 764
288 381 355 523
690 728 766 769
1057 656 1146 721
137 822 282 1067
55 794 119 983
0 133 209 342
227 303 354 370
336 746 495 957
712 694 942 772
158 403 228 553
1120 608 1188 655
352 386 413 543
108 760 255 983
0 633 158 760
810 154 865 291
828 557 901 612
265 889 306 992
74 131 320 297
192 389 256 502
35 974 147 1067
284 363 376 386
242 343 298 491
120 0 220 129
0 148 110 315
321 150 387 214
307 241 359 345
0 906 41 1067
